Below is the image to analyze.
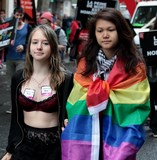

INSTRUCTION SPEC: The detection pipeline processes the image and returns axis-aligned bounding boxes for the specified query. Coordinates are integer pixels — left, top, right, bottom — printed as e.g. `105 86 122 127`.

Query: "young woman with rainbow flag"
61 8 150 160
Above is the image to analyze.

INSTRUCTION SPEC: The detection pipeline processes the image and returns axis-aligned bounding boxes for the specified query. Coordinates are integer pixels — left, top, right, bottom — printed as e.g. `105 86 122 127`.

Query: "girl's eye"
109 29 116 32
31 41 38 44
31 41 49 46
42 42 49 45
96 29 103 33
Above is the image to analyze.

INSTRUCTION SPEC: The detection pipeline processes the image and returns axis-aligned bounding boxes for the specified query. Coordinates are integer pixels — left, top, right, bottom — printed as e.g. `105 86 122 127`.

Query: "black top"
6 69 73 153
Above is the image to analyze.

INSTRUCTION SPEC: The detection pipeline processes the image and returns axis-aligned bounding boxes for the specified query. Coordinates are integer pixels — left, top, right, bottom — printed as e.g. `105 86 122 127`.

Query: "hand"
10 40 14 45
1 152 12 160
61 119 68 131
16 45 24 53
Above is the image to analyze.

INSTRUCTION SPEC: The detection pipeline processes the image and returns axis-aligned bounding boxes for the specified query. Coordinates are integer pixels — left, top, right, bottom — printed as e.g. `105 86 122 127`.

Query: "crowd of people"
1 3 157 160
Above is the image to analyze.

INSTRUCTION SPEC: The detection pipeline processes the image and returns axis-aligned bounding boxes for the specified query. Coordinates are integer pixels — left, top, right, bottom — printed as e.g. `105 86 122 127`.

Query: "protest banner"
76 0 117 21
0 18 18 49
17 0 36 26
139 30 157 66
118 0 136 17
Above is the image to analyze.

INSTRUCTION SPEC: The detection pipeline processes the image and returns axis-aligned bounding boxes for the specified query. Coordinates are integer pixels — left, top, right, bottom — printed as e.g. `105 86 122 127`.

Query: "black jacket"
6 69 73 153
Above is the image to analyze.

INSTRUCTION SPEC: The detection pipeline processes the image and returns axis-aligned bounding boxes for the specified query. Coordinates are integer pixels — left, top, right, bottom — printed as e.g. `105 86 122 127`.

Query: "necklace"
31 74 49 88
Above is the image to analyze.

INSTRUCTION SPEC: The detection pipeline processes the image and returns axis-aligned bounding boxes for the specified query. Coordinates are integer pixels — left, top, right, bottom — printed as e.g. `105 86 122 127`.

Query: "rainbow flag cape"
61 59 150 160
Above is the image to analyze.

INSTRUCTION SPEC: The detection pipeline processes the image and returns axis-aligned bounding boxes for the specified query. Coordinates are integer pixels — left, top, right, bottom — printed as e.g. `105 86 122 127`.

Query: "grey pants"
6 60 24 84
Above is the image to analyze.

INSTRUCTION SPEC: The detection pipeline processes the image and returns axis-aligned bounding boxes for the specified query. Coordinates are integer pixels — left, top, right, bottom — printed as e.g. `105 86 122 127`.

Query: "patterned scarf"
96 49 116 80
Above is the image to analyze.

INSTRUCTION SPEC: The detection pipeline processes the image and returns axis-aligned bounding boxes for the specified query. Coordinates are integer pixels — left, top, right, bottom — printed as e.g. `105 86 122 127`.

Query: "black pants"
12 124 61 160
149 82 157 131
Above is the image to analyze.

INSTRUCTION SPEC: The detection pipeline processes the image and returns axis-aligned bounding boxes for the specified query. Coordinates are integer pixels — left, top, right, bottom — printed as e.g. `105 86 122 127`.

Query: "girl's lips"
102 41 111 44
34 52 43 55
102 40 111 43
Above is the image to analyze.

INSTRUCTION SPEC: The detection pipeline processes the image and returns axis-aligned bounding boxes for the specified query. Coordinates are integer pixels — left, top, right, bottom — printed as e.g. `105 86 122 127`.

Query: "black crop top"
18 91 58 113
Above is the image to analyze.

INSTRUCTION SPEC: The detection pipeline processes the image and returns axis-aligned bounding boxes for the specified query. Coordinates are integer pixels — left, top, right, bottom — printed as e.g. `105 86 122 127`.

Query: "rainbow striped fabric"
61 59 150 160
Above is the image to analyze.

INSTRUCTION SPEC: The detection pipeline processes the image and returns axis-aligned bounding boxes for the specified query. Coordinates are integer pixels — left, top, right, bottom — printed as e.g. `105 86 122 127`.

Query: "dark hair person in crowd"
6 6 32 79
0 9 6 68
5 7 32 114
1 24 73 160
40 11 67 61
61 8 150 160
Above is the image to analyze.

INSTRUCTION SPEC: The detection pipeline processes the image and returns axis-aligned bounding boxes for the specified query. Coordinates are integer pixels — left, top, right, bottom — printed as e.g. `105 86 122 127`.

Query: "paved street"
0 69 11 158
0 57 157 159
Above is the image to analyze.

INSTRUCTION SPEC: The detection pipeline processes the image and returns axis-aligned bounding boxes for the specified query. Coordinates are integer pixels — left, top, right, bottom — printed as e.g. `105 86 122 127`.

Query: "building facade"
0 0 14 18
0 0 76 19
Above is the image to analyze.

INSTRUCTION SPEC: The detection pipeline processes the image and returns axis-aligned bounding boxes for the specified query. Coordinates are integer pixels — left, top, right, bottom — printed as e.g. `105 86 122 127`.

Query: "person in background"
77 19 89 56
62 14 72 39
54 15 62 27
0 9 6 22
0 9 7 69
5 7 32 114
52 12 57 24
36 11 42 25
62 15 72 56
40 11 67 61
1 24 73 160
69 19 89 60
61 8 150 160
68 19 80 45
147 16 157 137
68 19 81 61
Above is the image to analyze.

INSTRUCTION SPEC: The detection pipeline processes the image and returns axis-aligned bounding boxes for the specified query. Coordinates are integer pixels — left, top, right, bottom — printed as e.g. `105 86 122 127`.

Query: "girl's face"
95 19 118 59
30 29 51 62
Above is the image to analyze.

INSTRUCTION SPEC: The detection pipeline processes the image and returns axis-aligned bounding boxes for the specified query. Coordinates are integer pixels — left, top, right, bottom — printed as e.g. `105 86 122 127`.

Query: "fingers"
16 45 24 53
61 119 68 132
1 152 12 160
64 119 68 126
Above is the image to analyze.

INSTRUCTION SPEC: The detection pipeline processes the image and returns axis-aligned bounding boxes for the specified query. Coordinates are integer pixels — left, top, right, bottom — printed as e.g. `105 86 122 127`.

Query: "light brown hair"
24 24 65 89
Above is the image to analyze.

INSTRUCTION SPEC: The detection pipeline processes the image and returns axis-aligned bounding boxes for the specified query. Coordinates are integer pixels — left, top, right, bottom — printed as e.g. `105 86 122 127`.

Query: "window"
132 6 157 28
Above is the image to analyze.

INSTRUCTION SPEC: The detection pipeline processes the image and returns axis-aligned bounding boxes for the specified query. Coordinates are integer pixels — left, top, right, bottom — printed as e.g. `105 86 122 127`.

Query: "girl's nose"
103 31 109 38
37 42 42 50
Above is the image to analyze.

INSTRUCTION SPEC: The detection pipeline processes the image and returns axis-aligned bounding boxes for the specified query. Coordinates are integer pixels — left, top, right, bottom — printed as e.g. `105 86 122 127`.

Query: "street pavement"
0 57 157 159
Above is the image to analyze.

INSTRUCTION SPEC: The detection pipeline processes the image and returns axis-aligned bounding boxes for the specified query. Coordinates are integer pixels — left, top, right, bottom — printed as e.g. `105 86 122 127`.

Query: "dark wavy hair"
78 8 144 76
13 6 24 14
